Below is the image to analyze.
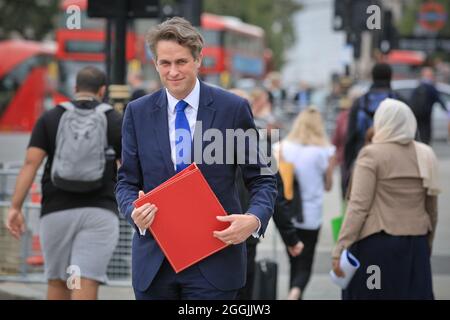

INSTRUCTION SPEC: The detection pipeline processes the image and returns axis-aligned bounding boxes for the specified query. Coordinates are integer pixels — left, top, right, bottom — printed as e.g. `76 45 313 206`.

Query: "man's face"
155 40 202 100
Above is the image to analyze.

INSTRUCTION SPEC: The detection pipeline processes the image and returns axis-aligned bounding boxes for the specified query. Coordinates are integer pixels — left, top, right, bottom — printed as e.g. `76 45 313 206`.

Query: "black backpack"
409 84 430 119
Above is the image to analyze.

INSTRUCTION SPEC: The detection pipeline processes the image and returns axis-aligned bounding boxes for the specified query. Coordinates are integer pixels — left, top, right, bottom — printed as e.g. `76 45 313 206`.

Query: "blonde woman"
274 107 335 300
332 98 439 299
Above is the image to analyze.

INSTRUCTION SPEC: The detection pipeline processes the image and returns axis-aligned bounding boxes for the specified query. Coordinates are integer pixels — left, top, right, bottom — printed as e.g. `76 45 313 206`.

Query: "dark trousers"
288 228 320 299
417 119 432 145
237 239 258 300
134 259 238 300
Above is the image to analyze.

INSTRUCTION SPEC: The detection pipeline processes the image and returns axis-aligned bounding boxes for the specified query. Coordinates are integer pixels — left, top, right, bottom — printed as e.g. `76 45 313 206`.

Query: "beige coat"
332 142 438 259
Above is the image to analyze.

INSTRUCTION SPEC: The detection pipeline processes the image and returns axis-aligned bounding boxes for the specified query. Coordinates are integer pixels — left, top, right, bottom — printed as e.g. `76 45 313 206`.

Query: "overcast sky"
282 0 347 88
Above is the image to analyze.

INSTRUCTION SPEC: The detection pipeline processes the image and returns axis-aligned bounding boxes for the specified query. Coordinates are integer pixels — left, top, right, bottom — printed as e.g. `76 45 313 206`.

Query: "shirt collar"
166 78 200 114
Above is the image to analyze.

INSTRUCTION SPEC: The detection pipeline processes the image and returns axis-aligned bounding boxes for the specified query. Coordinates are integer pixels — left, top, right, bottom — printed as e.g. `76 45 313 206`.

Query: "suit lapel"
193 82 216 161
153 90 176 176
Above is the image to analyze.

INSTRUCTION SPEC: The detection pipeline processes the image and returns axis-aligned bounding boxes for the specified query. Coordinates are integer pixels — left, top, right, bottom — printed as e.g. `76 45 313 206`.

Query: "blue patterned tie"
175 100 192 172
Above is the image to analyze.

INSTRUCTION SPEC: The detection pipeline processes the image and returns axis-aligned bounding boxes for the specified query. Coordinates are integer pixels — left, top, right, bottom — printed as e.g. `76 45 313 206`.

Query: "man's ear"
154 57 160 73
196 53 203 68
98 85 106 99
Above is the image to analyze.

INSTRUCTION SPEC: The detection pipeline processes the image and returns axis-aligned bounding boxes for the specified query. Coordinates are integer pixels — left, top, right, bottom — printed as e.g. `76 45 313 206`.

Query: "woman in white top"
274 107 335 299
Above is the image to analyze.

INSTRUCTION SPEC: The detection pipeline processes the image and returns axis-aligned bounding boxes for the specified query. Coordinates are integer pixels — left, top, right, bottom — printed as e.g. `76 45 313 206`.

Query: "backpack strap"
95 103 113 114
361 90 396 118
361 94 371 115
60 101 113 113
59 101 76 111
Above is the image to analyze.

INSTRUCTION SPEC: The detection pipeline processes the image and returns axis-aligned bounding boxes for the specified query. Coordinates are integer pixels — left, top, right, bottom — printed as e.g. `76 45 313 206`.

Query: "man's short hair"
76 66 106 93
146 16 204 60
371 63 392 82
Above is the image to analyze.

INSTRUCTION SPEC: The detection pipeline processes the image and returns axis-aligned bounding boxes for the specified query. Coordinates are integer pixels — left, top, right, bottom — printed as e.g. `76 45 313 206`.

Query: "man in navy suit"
115 17 277 300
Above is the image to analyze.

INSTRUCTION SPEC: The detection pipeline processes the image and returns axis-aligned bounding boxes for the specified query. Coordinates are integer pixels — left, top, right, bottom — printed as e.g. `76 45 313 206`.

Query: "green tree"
203 0 302 69
0 0 60 40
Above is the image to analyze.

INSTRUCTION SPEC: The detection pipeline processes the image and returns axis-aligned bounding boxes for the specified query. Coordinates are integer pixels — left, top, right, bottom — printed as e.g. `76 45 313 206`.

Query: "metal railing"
0 166 133 285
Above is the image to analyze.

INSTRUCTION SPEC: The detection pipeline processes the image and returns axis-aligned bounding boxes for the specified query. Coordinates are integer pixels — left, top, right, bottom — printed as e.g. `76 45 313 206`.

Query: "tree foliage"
0 0 303 69
0 0 60 40
203 0 302 69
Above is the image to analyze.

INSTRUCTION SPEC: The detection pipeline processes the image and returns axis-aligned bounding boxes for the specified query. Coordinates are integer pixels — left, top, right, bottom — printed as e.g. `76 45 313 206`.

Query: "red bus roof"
201 13 264 38
385 50 426 65
61 0 87 10
0 40 55 77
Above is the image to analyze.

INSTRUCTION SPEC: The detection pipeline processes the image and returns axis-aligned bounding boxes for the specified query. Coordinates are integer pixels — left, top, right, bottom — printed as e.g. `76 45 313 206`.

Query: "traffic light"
334 0 382 33
87 0 160 18
177 0 202 26
347 32 361 59
160 1 202 26
378 10 398 54
333 0 351 31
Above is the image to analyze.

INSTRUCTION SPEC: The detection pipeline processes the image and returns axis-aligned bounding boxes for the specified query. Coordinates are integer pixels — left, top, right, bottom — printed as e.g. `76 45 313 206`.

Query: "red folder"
133 163 230 273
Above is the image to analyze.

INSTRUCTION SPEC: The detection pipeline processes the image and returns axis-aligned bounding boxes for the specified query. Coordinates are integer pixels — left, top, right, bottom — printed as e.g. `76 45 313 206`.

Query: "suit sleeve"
234 99 278 237
115 104 143 228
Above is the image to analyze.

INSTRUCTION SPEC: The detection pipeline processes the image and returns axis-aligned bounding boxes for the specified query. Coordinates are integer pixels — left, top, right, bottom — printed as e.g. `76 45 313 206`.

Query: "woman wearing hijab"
332 98 440 300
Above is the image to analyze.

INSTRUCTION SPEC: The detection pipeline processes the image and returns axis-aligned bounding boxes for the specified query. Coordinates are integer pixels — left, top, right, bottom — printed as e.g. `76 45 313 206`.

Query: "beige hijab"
372 98 440 196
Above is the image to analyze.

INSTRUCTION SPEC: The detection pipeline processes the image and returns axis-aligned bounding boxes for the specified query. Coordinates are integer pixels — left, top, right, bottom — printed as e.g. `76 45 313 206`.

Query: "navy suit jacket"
115 81 277 292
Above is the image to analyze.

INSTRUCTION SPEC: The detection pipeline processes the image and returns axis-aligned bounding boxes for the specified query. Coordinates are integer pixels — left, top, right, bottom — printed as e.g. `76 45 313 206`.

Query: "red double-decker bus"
56 1 269 92
0 40 56 132
56 0 153 100
200 13 269 88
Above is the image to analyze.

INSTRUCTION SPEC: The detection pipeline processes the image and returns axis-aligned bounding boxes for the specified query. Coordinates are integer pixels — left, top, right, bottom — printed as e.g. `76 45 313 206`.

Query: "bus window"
0 52 54 132
64 40 105 54
0 76 16 117
200 29 223 46
0 57 38 117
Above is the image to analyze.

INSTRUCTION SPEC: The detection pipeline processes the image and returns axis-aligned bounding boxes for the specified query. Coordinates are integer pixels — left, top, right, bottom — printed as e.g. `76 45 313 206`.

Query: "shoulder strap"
360 94 374 117
59 101 76 111
95 103 113 114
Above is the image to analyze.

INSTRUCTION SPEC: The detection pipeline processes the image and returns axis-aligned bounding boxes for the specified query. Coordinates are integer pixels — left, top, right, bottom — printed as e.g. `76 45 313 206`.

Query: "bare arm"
11 147 46 209
325 154 336 192
6 147 46 239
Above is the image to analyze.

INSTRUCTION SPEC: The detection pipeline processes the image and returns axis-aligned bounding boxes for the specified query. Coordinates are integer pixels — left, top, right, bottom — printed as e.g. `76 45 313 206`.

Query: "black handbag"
276 143 303 222
276 172 303 223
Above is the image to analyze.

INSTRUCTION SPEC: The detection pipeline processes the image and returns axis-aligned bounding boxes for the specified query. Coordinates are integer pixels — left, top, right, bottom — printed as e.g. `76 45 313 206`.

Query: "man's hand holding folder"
213 214 260 245
131 191 158 231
